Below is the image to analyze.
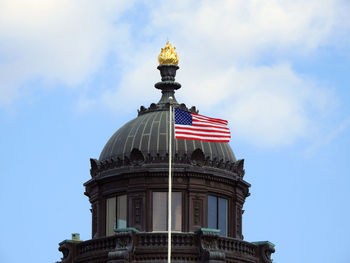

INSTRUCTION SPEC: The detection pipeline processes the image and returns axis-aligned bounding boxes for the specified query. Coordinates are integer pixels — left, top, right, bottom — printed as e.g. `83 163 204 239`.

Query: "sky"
0 0 349 262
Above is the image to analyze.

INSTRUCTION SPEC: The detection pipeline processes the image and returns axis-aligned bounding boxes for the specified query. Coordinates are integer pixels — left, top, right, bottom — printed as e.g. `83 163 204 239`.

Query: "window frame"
105 194 127 236
207 195 228 237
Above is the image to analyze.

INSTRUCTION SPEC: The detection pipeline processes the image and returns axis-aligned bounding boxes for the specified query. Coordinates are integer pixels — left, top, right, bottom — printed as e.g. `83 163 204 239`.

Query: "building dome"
99 109 236 163
99 42 236 166
58 43 275 263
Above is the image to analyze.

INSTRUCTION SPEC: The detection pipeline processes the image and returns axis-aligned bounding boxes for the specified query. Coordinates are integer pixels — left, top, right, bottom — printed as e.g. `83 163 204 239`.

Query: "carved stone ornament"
90 153 245 178
252 241 276 263
197 228 226 262
107 229 136 263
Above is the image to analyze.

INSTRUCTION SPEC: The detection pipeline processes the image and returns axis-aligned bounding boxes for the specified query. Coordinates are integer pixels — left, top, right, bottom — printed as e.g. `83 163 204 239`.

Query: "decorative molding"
193 200 201 225
57 240 80 263
129 148 144 165
107 230 135 263
57 232 274 263
236 204 242 239
92 204 97 238
252 241 275 263
90 154 245 178
197 228 226 262
132 198 142 228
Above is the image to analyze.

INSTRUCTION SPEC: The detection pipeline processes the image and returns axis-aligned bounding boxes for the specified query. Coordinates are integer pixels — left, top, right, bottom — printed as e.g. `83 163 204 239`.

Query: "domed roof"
99 42 236 164
99 109 236 163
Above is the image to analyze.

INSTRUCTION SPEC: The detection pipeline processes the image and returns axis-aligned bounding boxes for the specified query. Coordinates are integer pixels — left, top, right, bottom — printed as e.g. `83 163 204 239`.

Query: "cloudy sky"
1 0 349 262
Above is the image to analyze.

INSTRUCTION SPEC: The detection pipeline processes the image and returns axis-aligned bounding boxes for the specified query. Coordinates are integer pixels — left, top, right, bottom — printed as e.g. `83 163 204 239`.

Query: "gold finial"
158 41 179 65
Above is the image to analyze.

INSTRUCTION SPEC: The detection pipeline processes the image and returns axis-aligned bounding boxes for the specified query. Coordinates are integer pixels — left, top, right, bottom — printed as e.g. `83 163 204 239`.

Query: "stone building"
57 42 275 263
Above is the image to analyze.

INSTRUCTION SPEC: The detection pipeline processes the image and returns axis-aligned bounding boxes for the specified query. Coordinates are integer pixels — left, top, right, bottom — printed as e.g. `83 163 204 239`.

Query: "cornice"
90 153 245 179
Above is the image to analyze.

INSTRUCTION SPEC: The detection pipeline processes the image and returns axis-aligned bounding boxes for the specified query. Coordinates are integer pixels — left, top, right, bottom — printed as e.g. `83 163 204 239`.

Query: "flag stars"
174 108 192 125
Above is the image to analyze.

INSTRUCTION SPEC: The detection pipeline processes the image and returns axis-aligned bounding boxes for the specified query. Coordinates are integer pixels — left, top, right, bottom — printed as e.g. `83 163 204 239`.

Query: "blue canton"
174 108 192 125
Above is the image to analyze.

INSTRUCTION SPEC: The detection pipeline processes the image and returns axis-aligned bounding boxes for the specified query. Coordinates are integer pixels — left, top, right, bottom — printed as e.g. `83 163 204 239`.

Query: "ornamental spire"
154 42 181 106
137 42 198 116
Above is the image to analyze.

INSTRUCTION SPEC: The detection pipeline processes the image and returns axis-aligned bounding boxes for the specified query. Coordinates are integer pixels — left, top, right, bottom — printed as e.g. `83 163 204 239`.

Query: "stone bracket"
196 228 226 263
57 240 80 263
252 241 275 263
107 229 137 263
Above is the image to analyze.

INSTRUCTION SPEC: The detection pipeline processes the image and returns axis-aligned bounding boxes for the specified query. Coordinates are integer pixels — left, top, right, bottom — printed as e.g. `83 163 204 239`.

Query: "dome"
99 42 236 165
99 109 236 163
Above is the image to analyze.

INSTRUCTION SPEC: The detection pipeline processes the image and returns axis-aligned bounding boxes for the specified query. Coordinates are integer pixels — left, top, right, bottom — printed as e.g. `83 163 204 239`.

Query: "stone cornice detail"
90 154 245 178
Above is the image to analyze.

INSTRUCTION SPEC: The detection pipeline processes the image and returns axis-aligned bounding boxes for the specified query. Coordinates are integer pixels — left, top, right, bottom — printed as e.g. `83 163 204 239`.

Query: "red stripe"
191 123 230 130
175 136 230 143
192 121 228 128
175 131 230 138
175 126 231 134
191 113 228 125
193 118 227 126
175 132 231 138
192 116 228 126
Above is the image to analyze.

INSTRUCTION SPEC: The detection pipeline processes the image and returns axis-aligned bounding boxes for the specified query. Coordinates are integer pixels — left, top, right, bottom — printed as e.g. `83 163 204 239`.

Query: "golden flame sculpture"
158 41 179 65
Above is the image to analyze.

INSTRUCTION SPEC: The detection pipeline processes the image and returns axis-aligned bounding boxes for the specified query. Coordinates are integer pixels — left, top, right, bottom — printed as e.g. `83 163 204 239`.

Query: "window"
208 195 228 236
106 197 116 236
152 192 182 231
106 195 127 236
117 195 127 228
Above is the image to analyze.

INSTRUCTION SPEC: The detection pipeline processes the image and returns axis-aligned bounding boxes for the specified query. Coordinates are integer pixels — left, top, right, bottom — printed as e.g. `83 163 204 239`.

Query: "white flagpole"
168 97 173 263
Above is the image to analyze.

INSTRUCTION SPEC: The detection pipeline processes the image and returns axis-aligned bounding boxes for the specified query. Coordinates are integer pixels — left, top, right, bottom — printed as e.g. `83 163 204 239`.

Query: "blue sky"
1 1 350 262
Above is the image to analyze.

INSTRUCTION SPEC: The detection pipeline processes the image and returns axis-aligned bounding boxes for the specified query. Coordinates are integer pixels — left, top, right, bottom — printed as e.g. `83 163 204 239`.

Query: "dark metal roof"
99 64 236 164
99 109 236 163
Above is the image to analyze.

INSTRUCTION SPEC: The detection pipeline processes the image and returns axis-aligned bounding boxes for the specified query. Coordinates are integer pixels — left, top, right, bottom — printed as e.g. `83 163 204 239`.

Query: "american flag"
174 108 231 143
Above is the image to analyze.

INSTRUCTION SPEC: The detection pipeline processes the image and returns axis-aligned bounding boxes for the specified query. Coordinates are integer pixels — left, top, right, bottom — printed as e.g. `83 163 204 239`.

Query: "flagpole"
168 97 173 263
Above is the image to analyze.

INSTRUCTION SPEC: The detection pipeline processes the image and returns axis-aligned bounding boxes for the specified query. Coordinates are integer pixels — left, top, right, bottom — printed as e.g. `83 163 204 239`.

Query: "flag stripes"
174 108 231 143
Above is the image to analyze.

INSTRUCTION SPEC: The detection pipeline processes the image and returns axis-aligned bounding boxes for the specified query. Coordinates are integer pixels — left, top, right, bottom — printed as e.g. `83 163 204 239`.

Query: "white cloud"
150 0 345 62
0 0 133 105
88 57 335 147
170 62 333 147
84 0 345 147
89 0 343 146
1 0 348 148
222 65 315 147
90 46 161 113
